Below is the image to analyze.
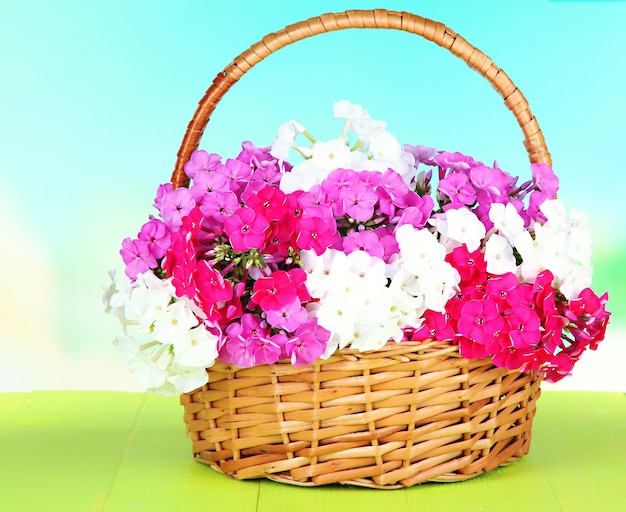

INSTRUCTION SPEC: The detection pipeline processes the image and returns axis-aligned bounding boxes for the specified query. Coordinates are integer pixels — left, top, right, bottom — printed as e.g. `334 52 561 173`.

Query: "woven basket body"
175 9 550 488
181 341 541 488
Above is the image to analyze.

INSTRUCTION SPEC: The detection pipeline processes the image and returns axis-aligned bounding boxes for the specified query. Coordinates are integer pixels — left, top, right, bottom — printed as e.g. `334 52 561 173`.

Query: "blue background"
1 0 624 391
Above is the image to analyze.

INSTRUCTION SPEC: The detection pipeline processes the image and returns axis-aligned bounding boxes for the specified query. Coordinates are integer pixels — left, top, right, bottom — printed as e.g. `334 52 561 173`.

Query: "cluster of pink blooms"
107 103 610 393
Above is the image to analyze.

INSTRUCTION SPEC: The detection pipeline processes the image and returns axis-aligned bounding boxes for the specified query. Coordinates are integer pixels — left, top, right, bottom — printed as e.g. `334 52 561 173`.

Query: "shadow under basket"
180 340 542 488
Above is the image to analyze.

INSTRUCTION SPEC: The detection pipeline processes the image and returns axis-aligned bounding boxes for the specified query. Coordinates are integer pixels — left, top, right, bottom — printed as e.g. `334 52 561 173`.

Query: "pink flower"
200 190 239 223
120 238 156 279
341 181 378 221
438 172 476 206
531 163 559 196
248 336 282 365
224 207 270 252
265 298 308 332
434 151 476 173
285 320 330 366
184 150 221 179
158 187 196 230
411 310 455 342
343 230 384 259
137 218 171 260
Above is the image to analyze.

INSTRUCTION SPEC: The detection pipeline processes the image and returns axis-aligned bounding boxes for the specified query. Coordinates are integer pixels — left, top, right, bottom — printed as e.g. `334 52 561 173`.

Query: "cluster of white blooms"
275 100 415 193
103 270 217 394
301 224 461 355
483 200 593 301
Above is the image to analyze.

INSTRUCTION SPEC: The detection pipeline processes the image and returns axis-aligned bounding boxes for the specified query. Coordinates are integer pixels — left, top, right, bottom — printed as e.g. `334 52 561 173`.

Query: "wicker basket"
176 10 548 488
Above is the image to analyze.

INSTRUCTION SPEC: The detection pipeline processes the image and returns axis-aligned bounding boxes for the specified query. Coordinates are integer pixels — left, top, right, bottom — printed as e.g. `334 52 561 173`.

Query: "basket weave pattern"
177 9 548 488
181 341 541 487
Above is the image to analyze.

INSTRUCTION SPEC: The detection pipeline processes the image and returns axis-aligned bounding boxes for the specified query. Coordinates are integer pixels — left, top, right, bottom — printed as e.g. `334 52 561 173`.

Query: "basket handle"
171 9 551 188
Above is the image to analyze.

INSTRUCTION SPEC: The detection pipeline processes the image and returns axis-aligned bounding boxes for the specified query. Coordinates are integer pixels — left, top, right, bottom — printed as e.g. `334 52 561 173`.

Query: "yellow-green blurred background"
1 0 624 392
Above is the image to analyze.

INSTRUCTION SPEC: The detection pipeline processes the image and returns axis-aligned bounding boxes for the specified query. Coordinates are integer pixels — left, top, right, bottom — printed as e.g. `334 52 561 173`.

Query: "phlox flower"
270 119 306 161
265 298 308 332
531 162 559 196
137 218 171 260
489 202 525 244
120 238 157 279
484 234 517 275
200 190 239 223
343 230 385 259
432 207 486 253
341 180 378 221
224 206 270 252
158 187 195 230
404 144 437 166
171 324 219 368
301 248 350 298
248 335 282 365
458 299 504 345
151 300 198 344
295 216 335 255
285 322 329 366
251 269 309 313
183 150 221 179
434 151 476 172
438 172 476 206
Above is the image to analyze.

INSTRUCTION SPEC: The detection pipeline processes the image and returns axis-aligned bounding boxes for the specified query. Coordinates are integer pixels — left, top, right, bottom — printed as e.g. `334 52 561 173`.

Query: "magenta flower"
531 163 559 196
285 320 330 366
246 186 287 222
248 336 282 365
505 305 541 349
195 260 234 307
295 216 335 255
251 270 300 312
469 164 513 198
224 207 270 252
485 272 529 309
217 158 253 194
458 299 504 344
265 298 308 332
434 151 476 172
445 246 487 288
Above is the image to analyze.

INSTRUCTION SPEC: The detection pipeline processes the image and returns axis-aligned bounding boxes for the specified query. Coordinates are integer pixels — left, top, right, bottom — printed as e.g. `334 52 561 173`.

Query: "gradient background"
1 0 624 392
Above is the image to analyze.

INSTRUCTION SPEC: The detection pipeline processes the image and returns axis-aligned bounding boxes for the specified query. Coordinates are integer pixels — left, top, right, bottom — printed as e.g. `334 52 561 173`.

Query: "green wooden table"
1 391 624 511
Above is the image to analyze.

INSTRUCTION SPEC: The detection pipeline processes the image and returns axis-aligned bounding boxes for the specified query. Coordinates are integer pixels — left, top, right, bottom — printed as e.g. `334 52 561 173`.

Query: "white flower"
333 100 371 130
172 325 219 368
152 300 199 344
392 224 460 314
395 224 446 274
433 208 486 253
170 365 212 394
270 119 306 160
485 233 518 275
301 249 350 298
489 202 525 244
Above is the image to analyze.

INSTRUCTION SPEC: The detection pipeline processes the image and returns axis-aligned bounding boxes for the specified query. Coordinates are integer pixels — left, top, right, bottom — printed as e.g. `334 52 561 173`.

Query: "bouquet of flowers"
104 100 610 395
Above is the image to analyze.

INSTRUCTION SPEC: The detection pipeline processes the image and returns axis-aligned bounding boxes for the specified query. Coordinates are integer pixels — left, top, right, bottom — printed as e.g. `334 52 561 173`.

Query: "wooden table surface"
1 391 624 511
